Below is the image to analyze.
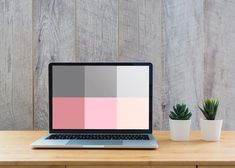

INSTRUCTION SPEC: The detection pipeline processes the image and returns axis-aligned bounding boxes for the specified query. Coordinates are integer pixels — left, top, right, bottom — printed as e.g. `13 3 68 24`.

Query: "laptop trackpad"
67 140 123 146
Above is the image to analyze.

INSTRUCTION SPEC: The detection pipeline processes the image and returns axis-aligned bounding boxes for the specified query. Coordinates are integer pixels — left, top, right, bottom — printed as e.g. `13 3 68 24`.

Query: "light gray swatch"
85 66 117 97
117 66 149 97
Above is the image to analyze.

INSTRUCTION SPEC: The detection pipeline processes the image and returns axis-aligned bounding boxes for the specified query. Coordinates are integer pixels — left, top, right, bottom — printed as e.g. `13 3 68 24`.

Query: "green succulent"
198 98 219 120
169 104 192 120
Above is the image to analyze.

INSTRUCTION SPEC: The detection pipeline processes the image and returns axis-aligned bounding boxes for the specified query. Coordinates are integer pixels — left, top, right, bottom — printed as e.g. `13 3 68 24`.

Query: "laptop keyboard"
46 134 150 140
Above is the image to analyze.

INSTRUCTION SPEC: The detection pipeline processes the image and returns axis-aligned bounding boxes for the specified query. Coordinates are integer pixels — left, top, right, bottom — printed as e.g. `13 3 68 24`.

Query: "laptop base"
31 134 158 149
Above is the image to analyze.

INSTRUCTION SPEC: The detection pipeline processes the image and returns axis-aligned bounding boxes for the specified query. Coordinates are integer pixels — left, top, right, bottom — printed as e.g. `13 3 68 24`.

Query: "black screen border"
49 62 153 134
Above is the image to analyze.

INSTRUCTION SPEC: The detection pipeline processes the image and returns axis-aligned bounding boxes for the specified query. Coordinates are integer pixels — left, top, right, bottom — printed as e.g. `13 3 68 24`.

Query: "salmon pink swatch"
53 97 84 129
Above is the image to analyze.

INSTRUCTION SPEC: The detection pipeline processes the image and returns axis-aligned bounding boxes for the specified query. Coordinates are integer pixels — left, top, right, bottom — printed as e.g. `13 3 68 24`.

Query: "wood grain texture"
76 0 118 61
198 165 234 168
1 131 235 166
161 0 204 129
0 166 64 168
118 0 162 129
0 0 33 130
68 166 194 168
204 0 235 130
33 0 76 130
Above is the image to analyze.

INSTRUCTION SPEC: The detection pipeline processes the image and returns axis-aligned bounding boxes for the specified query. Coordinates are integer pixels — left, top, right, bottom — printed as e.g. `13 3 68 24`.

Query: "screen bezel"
49 62 153 134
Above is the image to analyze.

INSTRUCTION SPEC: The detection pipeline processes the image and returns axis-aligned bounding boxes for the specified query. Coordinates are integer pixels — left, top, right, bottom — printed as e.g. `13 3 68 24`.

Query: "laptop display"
50 63 152 131
31 63 157 149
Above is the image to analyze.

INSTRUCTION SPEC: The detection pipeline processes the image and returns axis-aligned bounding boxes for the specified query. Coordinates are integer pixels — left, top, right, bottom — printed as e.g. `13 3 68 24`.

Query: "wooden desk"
0 131 235 168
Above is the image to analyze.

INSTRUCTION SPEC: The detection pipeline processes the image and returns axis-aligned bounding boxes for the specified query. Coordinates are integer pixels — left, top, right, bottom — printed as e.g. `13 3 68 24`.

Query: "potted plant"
199 98 222 141
169 104 192 141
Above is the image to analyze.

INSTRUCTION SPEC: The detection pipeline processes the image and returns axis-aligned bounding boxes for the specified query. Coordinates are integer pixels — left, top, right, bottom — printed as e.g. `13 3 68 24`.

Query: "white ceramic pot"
169 119 191 141
200 119 223 141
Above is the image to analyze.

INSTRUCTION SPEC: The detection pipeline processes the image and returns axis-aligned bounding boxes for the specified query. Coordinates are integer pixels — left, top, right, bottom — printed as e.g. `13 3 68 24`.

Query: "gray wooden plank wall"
0 0 235 130
161 0 204 129
204 0 235 130
0 0 33 130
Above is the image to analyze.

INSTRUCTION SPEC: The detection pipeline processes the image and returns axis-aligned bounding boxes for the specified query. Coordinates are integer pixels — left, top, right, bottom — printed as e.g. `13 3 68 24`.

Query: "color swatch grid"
52 66 149 129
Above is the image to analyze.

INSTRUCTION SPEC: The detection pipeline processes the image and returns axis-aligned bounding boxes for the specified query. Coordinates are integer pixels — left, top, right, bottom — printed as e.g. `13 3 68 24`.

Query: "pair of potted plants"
169 98 223 141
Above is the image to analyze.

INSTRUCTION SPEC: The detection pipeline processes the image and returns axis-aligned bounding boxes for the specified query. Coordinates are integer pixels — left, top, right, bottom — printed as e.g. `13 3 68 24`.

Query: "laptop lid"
49 62 153 134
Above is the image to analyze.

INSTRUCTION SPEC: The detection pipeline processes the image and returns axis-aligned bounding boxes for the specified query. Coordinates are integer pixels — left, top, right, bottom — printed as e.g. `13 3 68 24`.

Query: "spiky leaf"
169 103 192 120
198 98 219 120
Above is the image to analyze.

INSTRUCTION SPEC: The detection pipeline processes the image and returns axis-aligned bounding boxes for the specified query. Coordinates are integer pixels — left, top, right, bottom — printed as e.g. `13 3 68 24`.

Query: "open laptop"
31 62 158 149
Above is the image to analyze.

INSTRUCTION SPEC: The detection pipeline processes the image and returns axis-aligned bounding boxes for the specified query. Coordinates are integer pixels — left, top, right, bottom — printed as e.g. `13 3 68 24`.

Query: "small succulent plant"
169 104 192 120
199 98 219 120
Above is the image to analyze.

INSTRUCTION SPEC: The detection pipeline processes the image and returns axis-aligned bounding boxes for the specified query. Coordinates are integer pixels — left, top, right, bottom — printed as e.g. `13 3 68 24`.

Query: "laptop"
31 62 158 149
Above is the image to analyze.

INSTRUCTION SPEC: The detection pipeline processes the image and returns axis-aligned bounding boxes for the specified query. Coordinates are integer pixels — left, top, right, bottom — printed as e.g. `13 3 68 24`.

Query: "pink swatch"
85 98 117 129
53 97 85 129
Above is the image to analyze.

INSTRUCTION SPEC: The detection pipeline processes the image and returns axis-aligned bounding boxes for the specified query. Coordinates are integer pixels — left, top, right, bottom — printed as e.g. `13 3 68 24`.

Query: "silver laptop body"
31 62 158 149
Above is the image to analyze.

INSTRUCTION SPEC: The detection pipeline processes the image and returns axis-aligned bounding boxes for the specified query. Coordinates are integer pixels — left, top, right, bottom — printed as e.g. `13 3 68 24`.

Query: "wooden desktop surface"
0 131 235 168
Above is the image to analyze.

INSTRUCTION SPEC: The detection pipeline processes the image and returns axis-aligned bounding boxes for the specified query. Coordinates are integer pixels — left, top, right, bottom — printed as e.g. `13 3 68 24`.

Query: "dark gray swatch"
53 66 84 97
85 66 117 97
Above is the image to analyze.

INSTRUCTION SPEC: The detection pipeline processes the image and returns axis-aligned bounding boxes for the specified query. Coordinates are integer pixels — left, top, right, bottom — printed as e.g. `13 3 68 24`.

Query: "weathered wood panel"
161 0 204 129
0 0 235 130
76 0 118 61
0 0 33 130
118 0 162 129
204 0 235 130
33 0 76 130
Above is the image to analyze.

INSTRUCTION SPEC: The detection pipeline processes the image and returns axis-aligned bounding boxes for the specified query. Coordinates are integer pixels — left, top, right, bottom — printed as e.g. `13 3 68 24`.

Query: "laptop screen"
50 63 152 131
